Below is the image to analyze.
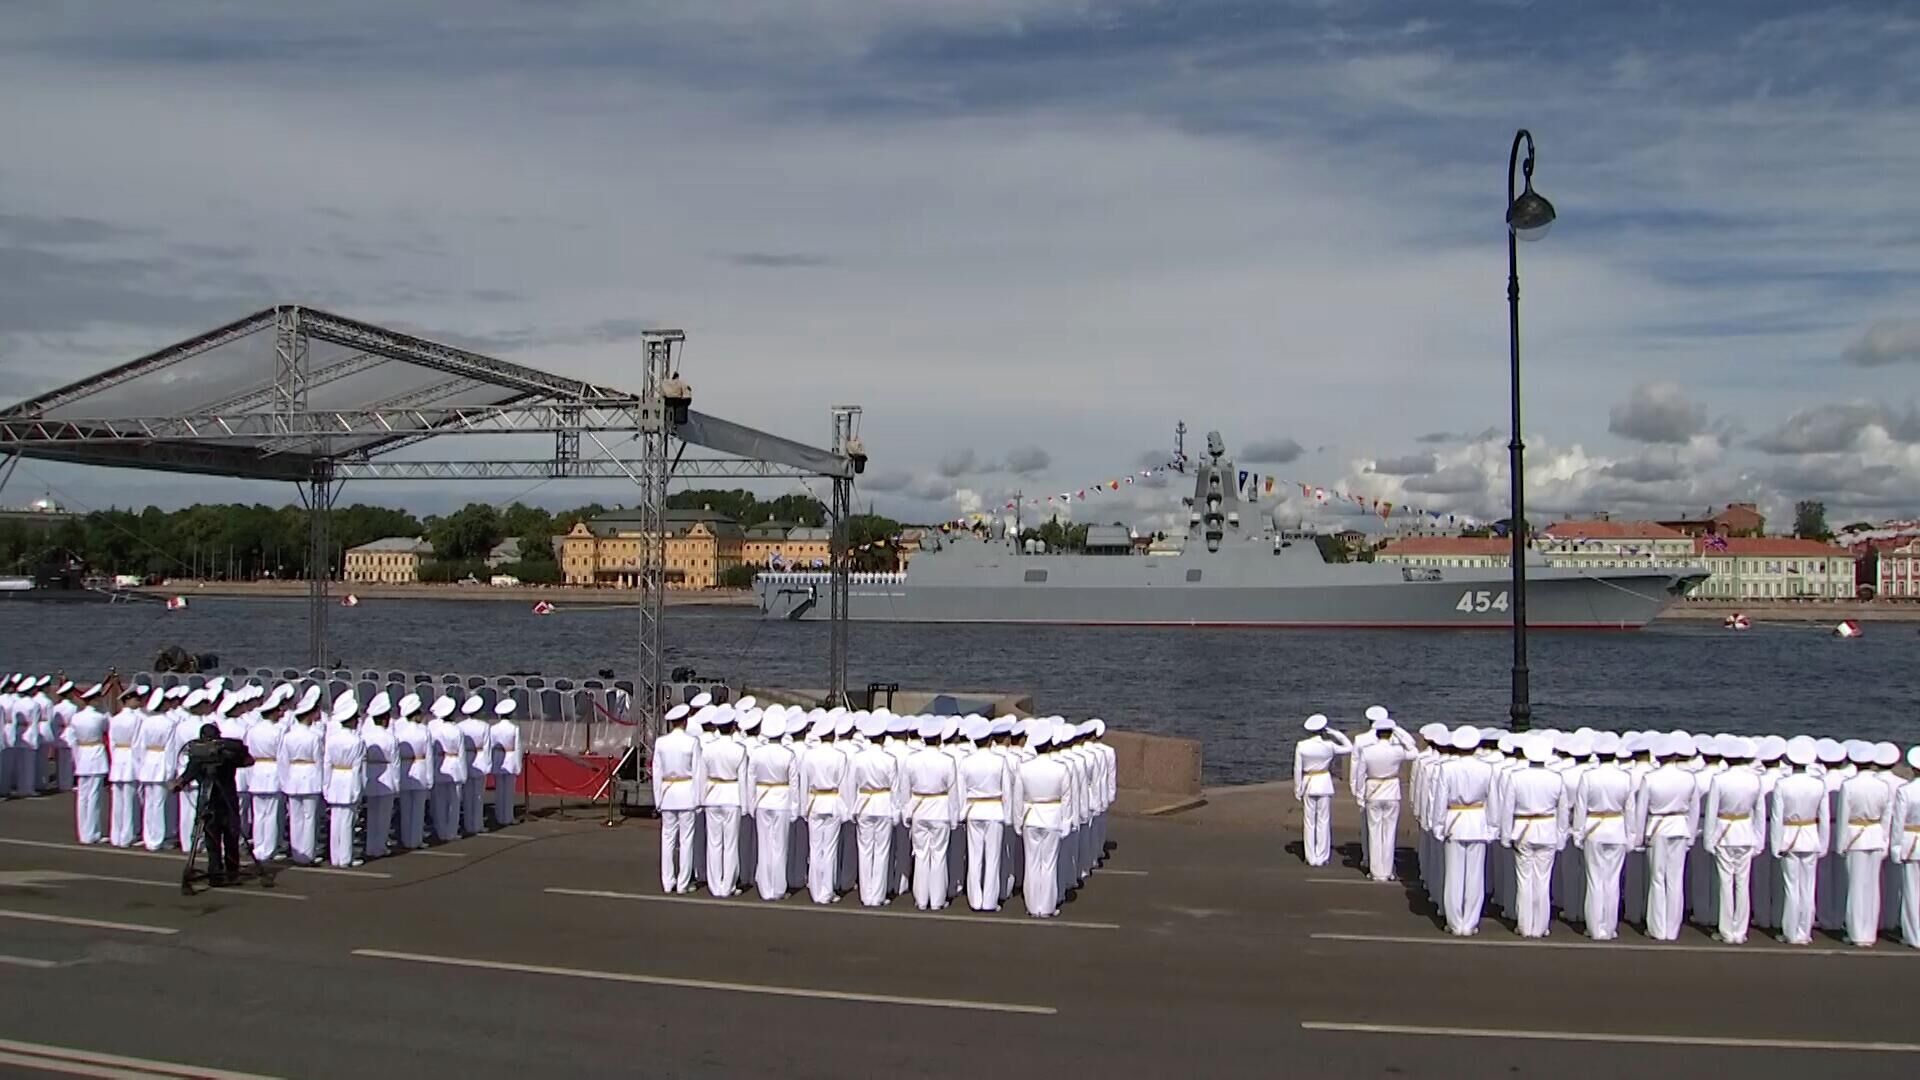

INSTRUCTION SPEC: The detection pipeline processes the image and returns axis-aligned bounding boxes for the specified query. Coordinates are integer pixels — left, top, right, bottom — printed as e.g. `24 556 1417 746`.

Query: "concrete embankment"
137 580 756 606
1660 600 1920 622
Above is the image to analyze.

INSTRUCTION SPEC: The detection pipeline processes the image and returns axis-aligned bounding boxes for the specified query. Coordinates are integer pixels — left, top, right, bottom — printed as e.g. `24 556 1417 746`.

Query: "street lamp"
1505 128 1555 732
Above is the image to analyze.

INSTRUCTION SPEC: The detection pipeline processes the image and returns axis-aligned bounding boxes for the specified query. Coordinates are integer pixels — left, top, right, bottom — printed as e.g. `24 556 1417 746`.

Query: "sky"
0 0 1916 534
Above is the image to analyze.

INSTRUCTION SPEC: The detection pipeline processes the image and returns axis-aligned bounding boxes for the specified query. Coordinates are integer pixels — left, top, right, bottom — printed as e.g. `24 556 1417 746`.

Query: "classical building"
1691 537 1856 601
1870 537 1920 600
741 522 832 569
344 537 434 584
558 509 745 590
1372 536 1511 569
1658 503 1766 539
1536 520 1697 568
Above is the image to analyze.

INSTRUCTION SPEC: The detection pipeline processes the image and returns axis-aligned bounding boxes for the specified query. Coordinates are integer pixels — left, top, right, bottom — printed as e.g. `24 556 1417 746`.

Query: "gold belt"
76 739 103 747
1716 812 1749 821
1905 824 1920 833
662 777 690 785
1847 818 1881 827
1448 802 1484 811
1785 817 1816 827
331 765 353 772
809 788 838 795
859 787 892 795
1302 768 1329 778
967 795 1003 803
290 759 314 765
1026 798 1061 805
756 781 788 790
1513 813 1552 820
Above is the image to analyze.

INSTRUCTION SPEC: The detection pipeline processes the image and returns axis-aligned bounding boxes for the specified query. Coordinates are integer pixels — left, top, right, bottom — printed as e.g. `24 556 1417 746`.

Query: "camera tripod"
180 782 277 896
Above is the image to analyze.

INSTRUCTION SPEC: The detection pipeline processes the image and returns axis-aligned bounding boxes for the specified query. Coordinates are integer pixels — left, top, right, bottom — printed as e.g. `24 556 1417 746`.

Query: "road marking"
352 948 1056 1015
466 831 530 841
0 838 390 879
1300 1021 1920 1054
0 869 308 902
0 954 60 969
1327 909 1378 917
545 888 1121 930
1310 932 1920 957
0 1036 282 1078
0 909 178 935
1100 869 1149 877
1307 876 1385 885
396 849 466 858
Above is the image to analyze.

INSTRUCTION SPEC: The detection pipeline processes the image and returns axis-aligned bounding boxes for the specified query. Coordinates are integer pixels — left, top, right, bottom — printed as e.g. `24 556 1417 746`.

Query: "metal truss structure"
0 305 859 742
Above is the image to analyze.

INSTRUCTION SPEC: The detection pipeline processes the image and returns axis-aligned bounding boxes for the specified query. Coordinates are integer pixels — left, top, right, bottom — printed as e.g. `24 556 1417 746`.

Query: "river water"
2 597 1913 783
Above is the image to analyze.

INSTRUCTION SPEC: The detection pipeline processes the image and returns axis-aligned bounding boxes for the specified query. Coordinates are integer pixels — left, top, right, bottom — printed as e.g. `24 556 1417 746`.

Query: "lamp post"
1505 129 1556 732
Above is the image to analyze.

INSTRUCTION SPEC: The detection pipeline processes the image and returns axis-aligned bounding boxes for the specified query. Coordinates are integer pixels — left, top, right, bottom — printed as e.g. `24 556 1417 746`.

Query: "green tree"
427 503 503 561
1793 500 1830 540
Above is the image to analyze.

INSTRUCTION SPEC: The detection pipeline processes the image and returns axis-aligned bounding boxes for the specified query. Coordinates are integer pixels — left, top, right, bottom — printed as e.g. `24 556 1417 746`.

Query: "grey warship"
756 431 1707 629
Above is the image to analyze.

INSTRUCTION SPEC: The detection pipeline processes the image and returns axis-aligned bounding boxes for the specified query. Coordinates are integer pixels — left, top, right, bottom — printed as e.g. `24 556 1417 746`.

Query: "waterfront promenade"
0 787 1913 1078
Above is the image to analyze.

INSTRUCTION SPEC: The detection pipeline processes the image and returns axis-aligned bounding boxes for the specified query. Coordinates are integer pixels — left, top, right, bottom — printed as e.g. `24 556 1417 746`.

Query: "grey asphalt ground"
1 788 1915 1079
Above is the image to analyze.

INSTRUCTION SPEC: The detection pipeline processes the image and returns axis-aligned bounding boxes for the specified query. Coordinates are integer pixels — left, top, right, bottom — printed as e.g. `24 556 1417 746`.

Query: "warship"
755 430 1706 629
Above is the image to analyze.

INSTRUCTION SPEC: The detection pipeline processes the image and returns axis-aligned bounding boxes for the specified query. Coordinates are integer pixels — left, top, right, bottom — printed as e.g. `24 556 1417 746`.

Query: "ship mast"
1174 420 1187 472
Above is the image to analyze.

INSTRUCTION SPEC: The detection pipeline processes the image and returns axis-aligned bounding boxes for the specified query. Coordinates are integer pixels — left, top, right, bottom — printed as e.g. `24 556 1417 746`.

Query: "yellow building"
559 510 746 590
344 537 434 584
742 522 833 569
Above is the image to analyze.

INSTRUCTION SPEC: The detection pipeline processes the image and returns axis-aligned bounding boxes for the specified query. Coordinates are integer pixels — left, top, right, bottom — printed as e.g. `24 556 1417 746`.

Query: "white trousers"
55 749 73 792
1301 795 1332 867
463 775 487 834
364 793 395 858
1713 845 1756 943
1583 843 1626 939
1442 840 1487 935
140 782 171 851
1363 800 1399 881
73 774 106 844
1687 835 1714 925
328 803 357 867
965 819 1004 911
755 810 792 900
110 781 139 847
806 814 841 903
177 786 199 853
286 794 320 864
431 783 460 842
1900 861 1920 948
856 815 894 906
251 793 282 861
1778 851 1820 944
493 773 516 826
1023 825 1060 917
1644 836 1689 940
660 809 697 892
704 806 741 897
911 819 951 910
1846 850 1886 945
1512 841 1557 938
948 824 967 896
398 790 428 848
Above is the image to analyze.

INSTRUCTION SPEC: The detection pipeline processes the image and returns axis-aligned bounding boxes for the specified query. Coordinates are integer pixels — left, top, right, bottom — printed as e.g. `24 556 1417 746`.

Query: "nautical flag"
1379 501 1393 521
1704 533 1728 552
1110 480 1119 490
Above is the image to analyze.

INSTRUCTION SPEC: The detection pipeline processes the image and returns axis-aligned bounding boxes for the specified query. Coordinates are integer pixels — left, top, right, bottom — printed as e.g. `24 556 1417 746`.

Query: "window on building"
1186 569 1203 582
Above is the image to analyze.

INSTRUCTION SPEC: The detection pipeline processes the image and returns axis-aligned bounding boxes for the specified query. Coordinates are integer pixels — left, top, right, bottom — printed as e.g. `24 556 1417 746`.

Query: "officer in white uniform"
650 704 702 894
1633 733 1700 941
63 684 110 843
245 690 288 862
322 699 365 867
427 696 466 842
135 688 177 850
1771 736 1830 946
699 706 748 898
1352 710 1412 882
1292 714 1349 867
1892 747 1920 948
361 692 399 859
1570 732 1634 939
1016 725 1073 918
904 716 962 910
958 716 1017 911
106 685 147 847
1434 726 1495 936
1702 736 1764 943
278 688 326 865
1836 750 1893 946
395 693 434 849
850 712 905 907
746 708 800 899
799 713 854 903
47 680 78 793
1501 735 1568 938
457 694 491 835
488 698 523 827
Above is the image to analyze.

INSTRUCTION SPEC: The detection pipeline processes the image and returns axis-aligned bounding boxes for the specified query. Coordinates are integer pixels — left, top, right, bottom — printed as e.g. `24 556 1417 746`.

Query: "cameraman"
173 722 253 885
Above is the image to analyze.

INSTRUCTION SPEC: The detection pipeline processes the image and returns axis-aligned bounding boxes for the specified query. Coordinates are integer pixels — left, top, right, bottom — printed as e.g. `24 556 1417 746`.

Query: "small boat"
1723 613 1751 631
1834 619 1862 639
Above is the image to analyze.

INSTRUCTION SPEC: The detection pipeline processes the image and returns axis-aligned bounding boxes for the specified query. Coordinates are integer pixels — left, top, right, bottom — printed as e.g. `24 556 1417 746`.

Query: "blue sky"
0 1 1916 530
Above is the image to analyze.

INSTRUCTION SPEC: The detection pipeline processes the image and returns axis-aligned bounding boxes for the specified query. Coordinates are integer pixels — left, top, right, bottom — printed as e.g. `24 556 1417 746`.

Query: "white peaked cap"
834 713 855 737
148 688 167 710
1567 732 1594 758
460 694 484 716
164 685 187 700
1366 705 1391 728
1693 734 1718 755
959 716 985 742
939 716 961 741
186 689 210 710
1418 722 1447 742
367 691 392 717
398 693 422 718
809 714 834 739
298 687 322 712
1303 714 1328 733
265 684 292 707
331 695 358 723
1846 739 1875 765
760 713 785 739
665 704 690 722
1786 736 1818 766
990 718 1015 737
738 709 762 733
735 695 757 711
690 692 712 708
430 695 457 719
1756 735 1787 760
1451 726 1482 751
82 683 103 699
761 703 785 720
917 716 943 740
1549 732 1572 754
1663 733 1695 759
886 717 910 735
206 677 226 691
1815 738 1845 764
215 693 239 715
1522 736 1553 764
494 698 517 718
856 713 884 738
711 706 737 727
1873 742 1899 767
1089 719 1106 738
54 680 74 695
1592 731 1621 755
1909 746 1920 770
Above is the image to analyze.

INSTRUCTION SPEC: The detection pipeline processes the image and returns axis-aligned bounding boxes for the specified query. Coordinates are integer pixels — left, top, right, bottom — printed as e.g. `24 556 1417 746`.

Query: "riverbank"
136 580 758 607
1659 600 1920 622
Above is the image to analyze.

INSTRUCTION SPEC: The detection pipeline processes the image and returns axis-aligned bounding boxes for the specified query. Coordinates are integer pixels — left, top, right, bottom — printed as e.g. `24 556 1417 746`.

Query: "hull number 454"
1455 590 1510 613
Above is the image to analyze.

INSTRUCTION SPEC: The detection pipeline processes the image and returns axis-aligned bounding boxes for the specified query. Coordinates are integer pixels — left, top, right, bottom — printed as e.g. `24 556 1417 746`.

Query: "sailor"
1551 731 1595 923
394 693 434 849
1836 745 1893 946
1434 726 1495 936
1813 737 1852 932
47 679 79 793
245 688 288 862
746 708 800 899
1015 725 1071 918
360 692 399 859
0 677 16 798
1682 734 1726 926
9 676 44 796
168 690 210 852
883 716 919 896
1570 732 1633 939
133 688 177 850
842 712 900 906
1632 733 1699 940
427 696 467 843
1409 723 1447 902
1618 733 1658 926
1352 708 1411 882
488 698 523 828
216 689 254 836
956 717 1014 911
904 716 962 910
1699 736 1763 943
457 694 491 835
1874 743 1904 938
1893 747 1920 948
651 704 703 894
1751 736 1788 932
279 687 326 866
1500 735 1568 938
63 684 109 843
697 706 747 898
1771 736 1830 945
1292 714 1348 868
106 684 146 847
322 698 365 868
1485 732 1523 918
799 712 854 903
940 716 976 895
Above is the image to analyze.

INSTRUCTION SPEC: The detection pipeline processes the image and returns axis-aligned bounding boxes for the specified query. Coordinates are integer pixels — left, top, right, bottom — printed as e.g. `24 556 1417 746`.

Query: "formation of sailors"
0 672 524 868
1295 709 1920 947
649 695 1115 918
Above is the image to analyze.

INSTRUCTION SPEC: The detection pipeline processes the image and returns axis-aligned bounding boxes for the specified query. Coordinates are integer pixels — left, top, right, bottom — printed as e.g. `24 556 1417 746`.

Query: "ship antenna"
1174 420 1187 472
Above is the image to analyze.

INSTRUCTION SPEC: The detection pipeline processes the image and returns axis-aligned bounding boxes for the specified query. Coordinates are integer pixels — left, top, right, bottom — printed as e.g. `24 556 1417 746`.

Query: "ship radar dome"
1269 501 1304 532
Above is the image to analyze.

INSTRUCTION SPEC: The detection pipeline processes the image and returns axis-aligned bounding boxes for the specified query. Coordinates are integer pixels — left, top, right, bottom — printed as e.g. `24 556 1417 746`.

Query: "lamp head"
1507 185 1556 241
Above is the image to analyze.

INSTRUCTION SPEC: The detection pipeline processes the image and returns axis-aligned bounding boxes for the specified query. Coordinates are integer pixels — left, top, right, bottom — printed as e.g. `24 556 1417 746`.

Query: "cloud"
1240 437 1304 464
1600 451 1687 484
1403 465 1487 495
936 448 977 478
1367 452 1437 476
1749 403 1920 455
1842 320 1920 367
1415 427 1499 445
905 474 956 502
1608 381 1708 445
859 469 913 492
725 252 832 269
1003 444 1050 475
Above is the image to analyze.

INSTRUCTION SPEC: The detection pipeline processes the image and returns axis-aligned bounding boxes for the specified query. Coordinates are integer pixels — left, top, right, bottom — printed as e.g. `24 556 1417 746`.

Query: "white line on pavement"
0 909 178 935
465 831 530 841
394 849 466 859
0 837 390 878
545 887 1121 930
1306 877 1388 885
72 873 307 901
1100 869 1150 877
0 1036 282 1078
0 954 60 969
352 948 1057 1015
1300 1021 1920 1054
1310 932 1920 957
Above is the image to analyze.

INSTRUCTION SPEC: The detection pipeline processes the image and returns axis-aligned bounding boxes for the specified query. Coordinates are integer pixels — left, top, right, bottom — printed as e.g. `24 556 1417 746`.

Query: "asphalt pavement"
1 788 1915 1079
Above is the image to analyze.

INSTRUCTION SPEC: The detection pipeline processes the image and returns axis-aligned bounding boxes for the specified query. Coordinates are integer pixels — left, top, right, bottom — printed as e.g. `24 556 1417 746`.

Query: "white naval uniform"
245 721 284 861
64 706 110 843
10 694 43 795
457 716 491 834
1836 772 1893 945
850 742 905 907
361 723 399 859
1353 738 1410 882
1892 776 1920 948
1501 764 1568 938
106 708 143 847
1572 762 1634 940
1634 764 1699 941
279 722 325 864
428 717 467 842
0 692 15 797
488 718 521 826
700 734 748 898
1687 761 1725 926
168 712 206 852
747 739 800 900
904 747 961 910
47 699 76 792
1017 752 1073 918
1702 765 1764 943
1752 763 1784 931
134 709 176 850
1770 771 1831 945
1433 754 1495 935
323 727 365 867
1293 734 1343 868
1817 764 1855 932
650 727 702 893
799 742 854 903
396 719 434 849
959 747 1017 911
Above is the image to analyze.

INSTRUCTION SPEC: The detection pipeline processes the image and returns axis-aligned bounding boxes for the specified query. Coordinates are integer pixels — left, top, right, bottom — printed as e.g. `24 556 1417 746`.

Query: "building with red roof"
1690 536 1856 601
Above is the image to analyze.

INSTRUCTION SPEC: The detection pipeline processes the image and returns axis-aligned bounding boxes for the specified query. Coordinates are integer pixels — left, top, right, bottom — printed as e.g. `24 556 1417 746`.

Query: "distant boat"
0 564 146 604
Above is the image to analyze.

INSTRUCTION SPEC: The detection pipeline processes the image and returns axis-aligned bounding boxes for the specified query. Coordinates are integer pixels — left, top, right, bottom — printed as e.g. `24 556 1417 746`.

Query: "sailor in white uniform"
395 693 434 849
699 706 748 898
1892 746 1920 948
958 716 1017 911
905 716 962 910
746 708 800 899
488 698 523 827
360 692 399 859
1501 735 1568 938
427 696 467 843
1434 726 1495 936
322 698 365 867
1571 732 1634 939
279 688 326 866
134 688 177 850
1352 709 1411 882
245 688 290 862
1771 736 1830 946
1292 714 1349 867
1016 725 1073 917
106 684 147 847
1702 736 1764 943
850 712 905 907
457 694 491 835
63 684 110 843
798 713 854 903
1634 733 1700 941
47 679 78 793
1836 747 1894 946
1813 737 1852 932
1751 736 1788 932
650 704 702 894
